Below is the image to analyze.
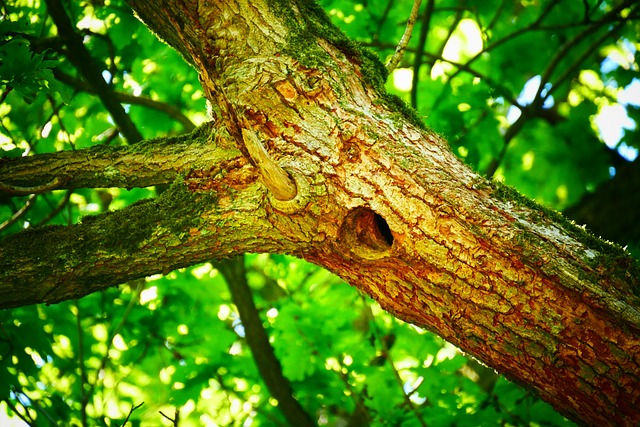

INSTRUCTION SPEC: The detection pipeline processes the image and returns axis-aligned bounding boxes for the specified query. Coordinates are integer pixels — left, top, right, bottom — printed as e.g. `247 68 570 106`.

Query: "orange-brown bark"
0 0 638 425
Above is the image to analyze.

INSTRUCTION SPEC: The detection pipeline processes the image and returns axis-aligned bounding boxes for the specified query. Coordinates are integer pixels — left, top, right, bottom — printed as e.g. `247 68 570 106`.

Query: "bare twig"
121 402 145 426
11 384 59 426
159 408 180 426
75 300 89 427
386 0 422 72
86 280 145 405
0 194 36 233
3 397 34 426
35 190 73 226
0 177 66 195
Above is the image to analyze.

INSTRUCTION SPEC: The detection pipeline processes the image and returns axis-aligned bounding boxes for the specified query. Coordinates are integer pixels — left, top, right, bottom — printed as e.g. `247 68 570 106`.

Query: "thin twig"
11 384 59 425
0 177 65 195
3 397 34 426
159 408 179 426
541 3 635 102
387 351 428 427
0 194 36 233
485 1 635 178
85 280 145 404
35 190 73 226
121 402 144 427
387 0 422 72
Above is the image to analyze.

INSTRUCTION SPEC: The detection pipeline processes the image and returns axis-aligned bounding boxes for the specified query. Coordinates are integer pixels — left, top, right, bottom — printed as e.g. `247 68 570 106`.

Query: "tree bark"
1 0 638 425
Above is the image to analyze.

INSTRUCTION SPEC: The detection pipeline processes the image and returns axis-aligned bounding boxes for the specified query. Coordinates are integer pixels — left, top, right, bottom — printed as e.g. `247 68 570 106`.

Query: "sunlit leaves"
0 21 71 105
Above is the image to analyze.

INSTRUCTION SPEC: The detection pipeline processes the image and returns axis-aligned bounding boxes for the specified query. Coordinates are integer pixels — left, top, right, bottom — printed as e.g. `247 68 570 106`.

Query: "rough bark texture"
1 0 639 426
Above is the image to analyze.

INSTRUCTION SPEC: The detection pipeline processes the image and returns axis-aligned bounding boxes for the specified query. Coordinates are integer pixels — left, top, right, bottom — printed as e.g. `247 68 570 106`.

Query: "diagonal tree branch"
217 256 316 427
386 0 422 73
52 69 196 133
44 0 143 144
410 0 435 108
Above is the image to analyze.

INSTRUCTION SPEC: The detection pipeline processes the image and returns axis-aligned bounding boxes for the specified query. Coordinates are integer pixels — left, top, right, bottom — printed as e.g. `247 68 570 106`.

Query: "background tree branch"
44 0 143 143
217 256 316 427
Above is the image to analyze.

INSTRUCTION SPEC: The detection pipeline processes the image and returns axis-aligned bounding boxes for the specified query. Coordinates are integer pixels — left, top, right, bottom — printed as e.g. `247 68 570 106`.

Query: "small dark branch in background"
485 2 635 178
484 112 527 178
35 190 73 226
0 86 12 105
44 0 143 143
373 0 395 43
410 0 435 108
10 384 58 425
433 6 464 63
2 397 34 426
213 372 288 426
79 29 117 85
386 0 422 73
338 359 371 427
487 0 508 31
159 407 179 426
0 194 36 233
121 402 144 427
365 302 429 426
386 345 428 427
543 2 637 101
216 256 317 427
53 69 196 132
366 40 523 108
448 0 559 84
85 281 145 407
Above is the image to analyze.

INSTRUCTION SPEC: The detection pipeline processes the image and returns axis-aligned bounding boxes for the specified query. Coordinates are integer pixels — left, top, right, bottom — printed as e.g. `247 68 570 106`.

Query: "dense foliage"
1 0 637 425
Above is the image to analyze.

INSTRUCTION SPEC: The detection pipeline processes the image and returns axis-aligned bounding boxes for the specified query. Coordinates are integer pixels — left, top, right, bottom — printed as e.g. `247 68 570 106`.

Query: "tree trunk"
1 0 638 425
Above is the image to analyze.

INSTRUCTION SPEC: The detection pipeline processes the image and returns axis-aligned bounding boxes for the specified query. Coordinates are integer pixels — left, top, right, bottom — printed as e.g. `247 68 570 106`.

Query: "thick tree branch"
0 123 237 191
128 2 640 425
0 166 319 308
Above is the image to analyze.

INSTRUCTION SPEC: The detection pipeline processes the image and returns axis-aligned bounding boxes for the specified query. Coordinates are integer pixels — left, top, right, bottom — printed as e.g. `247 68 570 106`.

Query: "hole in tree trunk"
340 207 394 260
374 212 394 246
